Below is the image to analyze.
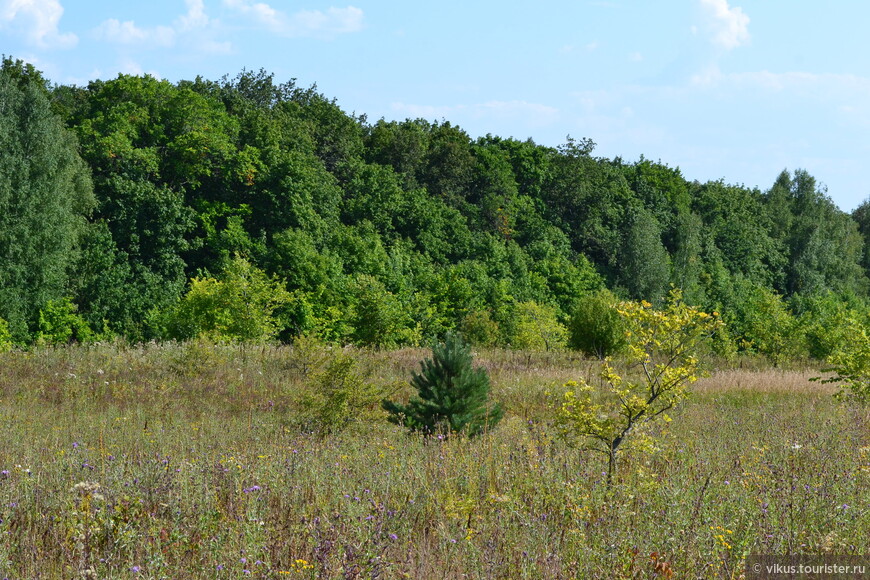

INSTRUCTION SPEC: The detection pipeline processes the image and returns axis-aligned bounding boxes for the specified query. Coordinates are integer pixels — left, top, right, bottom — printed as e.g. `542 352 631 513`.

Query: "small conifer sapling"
382 333 503 436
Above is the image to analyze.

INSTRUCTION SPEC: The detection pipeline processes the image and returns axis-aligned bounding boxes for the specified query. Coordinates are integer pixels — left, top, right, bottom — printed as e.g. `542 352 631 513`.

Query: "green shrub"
567 289 626 359
299 352 396 435
459 310 500 347
509 301 567 351
165 256 290 342
0 317 12 351
383 333 502 437
35 298 98 346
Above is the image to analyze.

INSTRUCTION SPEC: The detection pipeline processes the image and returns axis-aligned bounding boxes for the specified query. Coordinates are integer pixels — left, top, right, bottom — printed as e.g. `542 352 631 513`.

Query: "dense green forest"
3 56 870 360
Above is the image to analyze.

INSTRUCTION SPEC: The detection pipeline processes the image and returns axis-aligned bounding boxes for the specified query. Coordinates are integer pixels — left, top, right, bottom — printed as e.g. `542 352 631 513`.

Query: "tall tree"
0 60 95 340
765 169 866 296
618 207 671 303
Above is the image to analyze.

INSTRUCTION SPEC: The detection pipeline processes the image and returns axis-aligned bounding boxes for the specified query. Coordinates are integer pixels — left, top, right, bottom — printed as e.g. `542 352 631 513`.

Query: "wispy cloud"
176 0 209 31
93 0 230 54
0 0 77 49
94 19 176 48
698 0 749 50
223 0 363 38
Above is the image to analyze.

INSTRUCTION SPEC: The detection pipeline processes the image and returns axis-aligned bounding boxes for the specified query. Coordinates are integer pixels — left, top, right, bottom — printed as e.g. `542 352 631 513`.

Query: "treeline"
2 57 870 360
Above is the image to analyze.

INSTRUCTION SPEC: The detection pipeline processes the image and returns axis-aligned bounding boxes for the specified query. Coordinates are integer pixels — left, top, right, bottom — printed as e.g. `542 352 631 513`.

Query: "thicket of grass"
0 341 868 579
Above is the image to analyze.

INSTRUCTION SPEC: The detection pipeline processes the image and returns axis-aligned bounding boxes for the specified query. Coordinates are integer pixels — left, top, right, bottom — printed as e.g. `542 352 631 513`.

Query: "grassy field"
0 342 868 579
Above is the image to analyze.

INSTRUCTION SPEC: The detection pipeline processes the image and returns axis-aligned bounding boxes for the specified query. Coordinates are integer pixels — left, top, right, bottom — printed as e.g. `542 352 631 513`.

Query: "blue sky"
3 0 870 211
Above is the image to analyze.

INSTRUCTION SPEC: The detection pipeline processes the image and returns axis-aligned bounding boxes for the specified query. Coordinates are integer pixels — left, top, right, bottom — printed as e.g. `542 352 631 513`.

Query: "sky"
3 0 870 211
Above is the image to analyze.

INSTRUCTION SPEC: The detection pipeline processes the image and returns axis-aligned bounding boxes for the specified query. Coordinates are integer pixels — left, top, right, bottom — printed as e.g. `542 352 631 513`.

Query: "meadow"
0 342 868 579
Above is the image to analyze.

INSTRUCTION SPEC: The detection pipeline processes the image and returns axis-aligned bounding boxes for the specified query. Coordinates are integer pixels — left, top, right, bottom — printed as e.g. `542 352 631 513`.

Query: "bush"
299 352 396 435
567 289 626 359
165 256 290 342
459 310 500 347
0 317 12 352
35 298 98 346
382 333 502 436
350 275 419 348
509 301 567 351
814 316 870 403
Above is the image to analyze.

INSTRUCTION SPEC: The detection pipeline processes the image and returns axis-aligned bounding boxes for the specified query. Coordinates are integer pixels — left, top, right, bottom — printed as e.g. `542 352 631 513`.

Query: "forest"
3 56 870 362
6 56 870 578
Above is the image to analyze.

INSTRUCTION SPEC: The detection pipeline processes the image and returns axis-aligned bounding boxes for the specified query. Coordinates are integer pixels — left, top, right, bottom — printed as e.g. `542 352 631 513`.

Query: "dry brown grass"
694 368 838 395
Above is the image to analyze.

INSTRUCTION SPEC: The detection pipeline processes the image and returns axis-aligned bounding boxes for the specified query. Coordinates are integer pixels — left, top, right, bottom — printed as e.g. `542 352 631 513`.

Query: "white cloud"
93 0 230 54
176 0 210 31
94 19 176 47
698 0 749 50
691 67 870 99
223 0 363 38
118 57 145 76
0 0 77 48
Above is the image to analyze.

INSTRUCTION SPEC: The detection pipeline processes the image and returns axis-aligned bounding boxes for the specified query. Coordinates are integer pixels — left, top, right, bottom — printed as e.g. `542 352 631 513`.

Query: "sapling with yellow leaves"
813 315 870 402
555 289 721 485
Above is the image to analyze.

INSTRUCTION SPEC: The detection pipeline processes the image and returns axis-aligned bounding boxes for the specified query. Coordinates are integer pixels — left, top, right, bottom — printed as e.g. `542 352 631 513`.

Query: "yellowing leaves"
555 289 719 483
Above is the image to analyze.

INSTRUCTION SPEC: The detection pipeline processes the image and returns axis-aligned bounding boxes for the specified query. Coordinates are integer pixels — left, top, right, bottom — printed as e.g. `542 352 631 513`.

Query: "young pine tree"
383 333 502 437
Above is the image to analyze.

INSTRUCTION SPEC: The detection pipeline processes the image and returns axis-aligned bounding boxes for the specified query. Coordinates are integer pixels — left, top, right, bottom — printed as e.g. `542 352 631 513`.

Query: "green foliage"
0 60 94 340
0 317 13 352
815 316 870 402
733 282 805 365
509 301 567 351
299 352 395 435
71 221 142 338
350 275 419 348
36 298 100 346
792 292 855 360
618 207 671 302
556 290 721 483
459 310 501 347
767 170 866 296
383 333 502 436
0 62 865 356
165 256 290 342
568 289 626 359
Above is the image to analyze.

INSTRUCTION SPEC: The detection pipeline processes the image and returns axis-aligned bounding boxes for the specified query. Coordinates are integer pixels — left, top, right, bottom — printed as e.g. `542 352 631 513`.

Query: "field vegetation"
1 341 867 578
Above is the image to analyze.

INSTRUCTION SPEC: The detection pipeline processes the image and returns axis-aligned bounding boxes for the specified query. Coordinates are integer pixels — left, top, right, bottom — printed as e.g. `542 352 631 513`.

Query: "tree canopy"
0 59 867 358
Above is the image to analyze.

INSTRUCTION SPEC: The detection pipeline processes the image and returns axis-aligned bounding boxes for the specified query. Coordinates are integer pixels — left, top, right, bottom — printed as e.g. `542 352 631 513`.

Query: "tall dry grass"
0 342 867 578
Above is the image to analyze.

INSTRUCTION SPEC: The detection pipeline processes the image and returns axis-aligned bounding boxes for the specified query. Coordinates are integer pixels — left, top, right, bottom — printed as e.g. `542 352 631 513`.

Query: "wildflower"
72 442 79 449
131 565 141 573
389 534 398 541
